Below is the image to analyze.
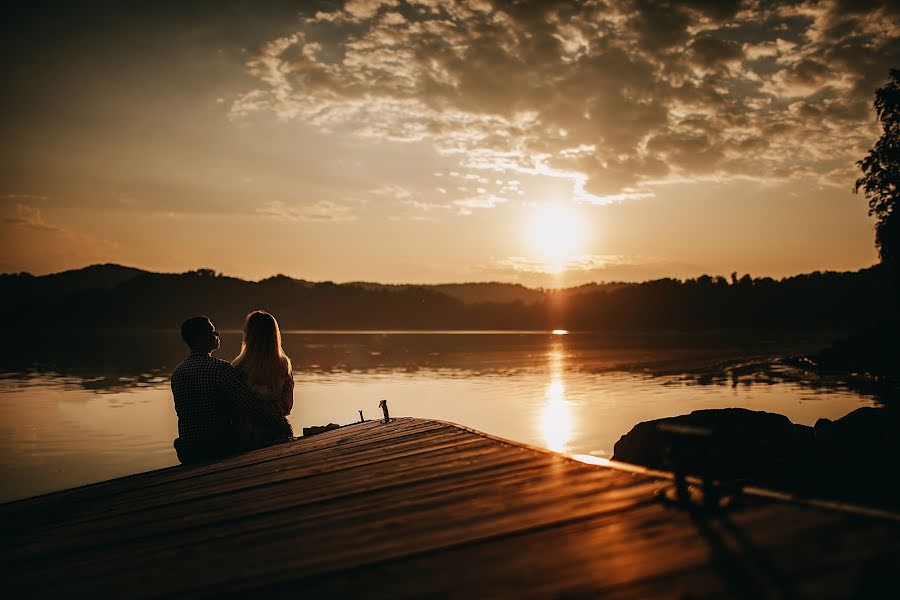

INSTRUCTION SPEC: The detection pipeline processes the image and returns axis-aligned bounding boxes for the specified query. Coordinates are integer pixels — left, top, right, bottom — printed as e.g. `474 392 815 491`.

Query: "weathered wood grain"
2 417 898 598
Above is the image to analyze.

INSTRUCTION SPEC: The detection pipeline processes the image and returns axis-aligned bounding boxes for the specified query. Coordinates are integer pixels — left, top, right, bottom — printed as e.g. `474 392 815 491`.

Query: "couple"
171 310 294 465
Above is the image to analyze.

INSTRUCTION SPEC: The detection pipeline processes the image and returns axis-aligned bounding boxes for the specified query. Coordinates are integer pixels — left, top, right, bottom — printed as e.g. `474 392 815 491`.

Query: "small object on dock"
301 422 340 437
378 399 390 423
358 410 364 422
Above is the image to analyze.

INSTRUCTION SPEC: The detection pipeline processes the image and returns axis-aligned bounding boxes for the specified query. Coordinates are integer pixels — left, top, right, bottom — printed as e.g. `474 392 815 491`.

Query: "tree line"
1 264 891 332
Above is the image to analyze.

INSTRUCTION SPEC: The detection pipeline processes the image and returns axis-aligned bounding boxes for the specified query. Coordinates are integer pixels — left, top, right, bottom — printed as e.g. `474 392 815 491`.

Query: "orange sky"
1 0 895 285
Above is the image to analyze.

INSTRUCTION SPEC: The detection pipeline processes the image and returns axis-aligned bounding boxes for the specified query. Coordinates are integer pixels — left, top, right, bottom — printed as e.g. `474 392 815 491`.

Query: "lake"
0 330 879 503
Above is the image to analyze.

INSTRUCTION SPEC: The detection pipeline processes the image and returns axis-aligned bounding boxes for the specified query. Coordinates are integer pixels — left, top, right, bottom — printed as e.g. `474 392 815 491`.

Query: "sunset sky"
2 0 898 286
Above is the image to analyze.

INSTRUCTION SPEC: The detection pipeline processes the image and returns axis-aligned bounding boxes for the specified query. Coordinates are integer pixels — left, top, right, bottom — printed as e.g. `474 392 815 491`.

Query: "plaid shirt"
171 352 292 461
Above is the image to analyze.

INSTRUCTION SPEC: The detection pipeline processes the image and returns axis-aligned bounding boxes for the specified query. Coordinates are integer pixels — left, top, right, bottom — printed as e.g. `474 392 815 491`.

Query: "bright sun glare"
524 202 587 274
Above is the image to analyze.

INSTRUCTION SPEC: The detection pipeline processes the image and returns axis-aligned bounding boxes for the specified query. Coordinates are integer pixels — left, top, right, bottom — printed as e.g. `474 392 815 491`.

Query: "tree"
856 69 900 274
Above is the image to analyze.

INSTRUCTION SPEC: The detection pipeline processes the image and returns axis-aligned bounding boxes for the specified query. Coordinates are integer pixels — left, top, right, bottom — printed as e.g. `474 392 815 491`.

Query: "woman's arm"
281 372 295 415
218 362 292 437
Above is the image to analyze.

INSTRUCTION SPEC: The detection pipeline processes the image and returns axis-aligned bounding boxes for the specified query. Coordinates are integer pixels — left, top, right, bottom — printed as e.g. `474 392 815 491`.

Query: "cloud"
743 39 796 61
403 198 448 211
495 254 650 275
1 193 49 201
3 204 63 232
307 0 404 23
256 200 357 222
687 35 743 72
819 164 859 188
493 255 606 275
453 193 507 214
487 253 706 282
233 0 900 199
370 184 412 199
1 203 121 269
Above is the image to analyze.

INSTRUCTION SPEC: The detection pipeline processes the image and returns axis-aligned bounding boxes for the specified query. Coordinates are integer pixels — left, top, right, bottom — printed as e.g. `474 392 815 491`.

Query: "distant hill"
347 281 547 304
345 281 632 304
0 263 148 307
2 262 146 290
558 282 633 296
432 283 545 304
5 265 634 309
1 263 893 331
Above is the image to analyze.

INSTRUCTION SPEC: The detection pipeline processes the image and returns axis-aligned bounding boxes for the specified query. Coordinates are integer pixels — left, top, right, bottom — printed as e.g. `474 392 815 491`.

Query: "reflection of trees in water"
671 357 896 406
2 330 185 374
3 332 569 392
2 331 887 400
0 370 170 393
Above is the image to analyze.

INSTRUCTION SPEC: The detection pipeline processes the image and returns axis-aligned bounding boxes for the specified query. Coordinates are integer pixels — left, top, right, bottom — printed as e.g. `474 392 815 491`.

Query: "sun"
523 202 588 273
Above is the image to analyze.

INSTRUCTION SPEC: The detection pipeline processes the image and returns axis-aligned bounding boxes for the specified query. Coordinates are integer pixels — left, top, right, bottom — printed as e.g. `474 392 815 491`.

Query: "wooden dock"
2 417 899 598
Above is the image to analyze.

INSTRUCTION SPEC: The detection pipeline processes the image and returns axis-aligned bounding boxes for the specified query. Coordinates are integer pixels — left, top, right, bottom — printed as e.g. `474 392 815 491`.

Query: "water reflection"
539 345 574 453
0 330 885 503
2 329 851 394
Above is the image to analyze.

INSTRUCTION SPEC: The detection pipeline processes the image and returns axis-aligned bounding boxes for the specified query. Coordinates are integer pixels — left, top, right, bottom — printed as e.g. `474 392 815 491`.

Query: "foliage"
0 264 892 332
856 69 900 269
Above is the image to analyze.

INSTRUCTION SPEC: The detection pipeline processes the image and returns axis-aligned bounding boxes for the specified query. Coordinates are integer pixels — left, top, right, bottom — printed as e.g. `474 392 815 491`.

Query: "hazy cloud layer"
488 253 704 282
3 204 63 233
233 0 900 205
0 202 120 271
256 200 357 222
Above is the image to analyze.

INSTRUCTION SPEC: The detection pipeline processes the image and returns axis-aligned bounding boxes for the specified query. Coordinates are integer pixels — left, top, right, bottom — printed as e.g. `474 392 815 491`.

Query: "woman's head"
242 310 282 357
233 310 291 384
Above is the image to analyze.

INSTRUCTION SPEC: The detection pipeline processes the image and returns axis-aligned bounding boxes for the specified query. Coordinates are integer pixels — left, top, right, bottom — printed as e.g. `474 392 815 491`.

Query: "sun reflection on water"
539 346 574 453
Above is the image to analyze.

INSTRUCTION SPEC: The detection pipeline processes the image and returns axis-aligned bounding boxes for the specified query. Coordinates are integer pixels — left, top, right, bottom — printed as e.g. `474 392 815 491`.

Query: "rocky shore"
613 406 900 509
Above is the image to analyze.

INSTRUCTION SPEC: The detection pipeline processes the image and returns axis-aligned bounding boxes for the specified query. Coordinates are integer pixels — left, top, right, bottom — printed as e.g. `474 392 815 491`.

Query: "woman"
232 310 294 449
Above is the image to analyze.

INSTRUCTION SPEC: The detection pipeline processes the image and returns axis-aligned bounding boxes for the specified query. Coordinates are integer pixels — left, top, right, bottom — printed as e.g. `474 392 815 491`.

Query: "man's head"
181 316 220 354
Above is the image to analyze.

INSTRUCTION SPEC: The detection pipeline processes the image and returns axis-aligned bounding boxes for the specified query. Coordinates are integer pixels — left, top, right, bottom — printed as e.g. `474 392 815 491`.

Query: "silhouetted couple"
171 311 294 465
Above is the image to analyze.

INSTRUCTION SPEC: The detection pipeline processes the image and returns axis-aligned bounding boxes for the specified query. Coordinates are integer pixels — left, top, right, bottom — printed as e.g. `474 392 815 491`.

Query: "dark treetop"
857 68 900 274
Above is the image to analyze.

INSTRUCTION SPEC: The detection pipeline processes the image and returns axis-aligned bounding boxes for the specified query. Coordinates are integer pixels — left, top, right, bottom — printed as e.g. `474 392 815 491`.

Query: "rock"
613 408 812 481
612 406 900 509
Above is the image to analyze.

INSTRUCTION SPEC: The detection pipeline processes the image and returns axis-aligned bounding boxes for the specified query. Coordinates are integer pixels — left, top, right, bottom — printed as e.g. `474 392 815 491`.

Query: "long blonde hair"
232 310 292 391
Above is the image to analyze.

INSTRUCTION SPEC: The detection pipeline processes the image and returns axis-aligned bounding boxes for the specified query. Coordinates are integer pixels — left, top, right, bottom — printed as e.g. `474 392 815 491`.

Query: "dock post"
379 399 390 423
659 422 713 508
358 410 364 422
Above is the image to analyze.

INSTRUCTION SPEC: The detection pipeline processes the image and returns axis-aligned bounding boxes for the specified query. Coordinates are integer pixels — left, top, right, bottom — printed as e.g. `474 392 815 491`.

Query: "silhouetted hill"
0 263 148 307
258 274 314 288
559 282 632 296
434 282 544 304
430 282 631 303
1 263 893 333
346 281 546 304
345 281 628 304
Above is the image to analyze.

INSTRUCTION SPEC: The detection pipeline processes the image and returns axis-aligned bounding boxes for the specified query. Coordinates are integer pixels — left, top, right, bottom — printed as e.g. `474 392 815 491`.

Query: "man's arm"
216 362 293 437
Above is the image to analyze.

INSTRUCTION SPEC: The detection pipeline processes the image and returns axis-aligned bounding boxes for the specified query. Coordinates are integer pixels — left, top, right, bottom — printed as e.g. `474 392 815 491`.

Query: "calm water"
0 330 879 502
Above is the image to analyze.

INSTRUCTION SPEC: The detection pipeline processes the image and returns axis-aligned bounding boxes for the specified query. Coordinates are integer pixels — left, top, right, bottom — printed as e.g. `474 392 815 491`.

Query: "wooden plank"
37 429 488 521
3 417 899 599
0 419 443 513
5 441 528 557
0 419 453 531
6 447 650 564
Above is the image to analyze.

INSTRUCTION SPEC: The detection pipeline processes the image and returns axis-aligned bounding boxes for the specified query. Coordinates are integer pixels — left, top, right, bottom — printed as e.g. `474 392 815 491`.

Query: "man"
171 316 292 464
